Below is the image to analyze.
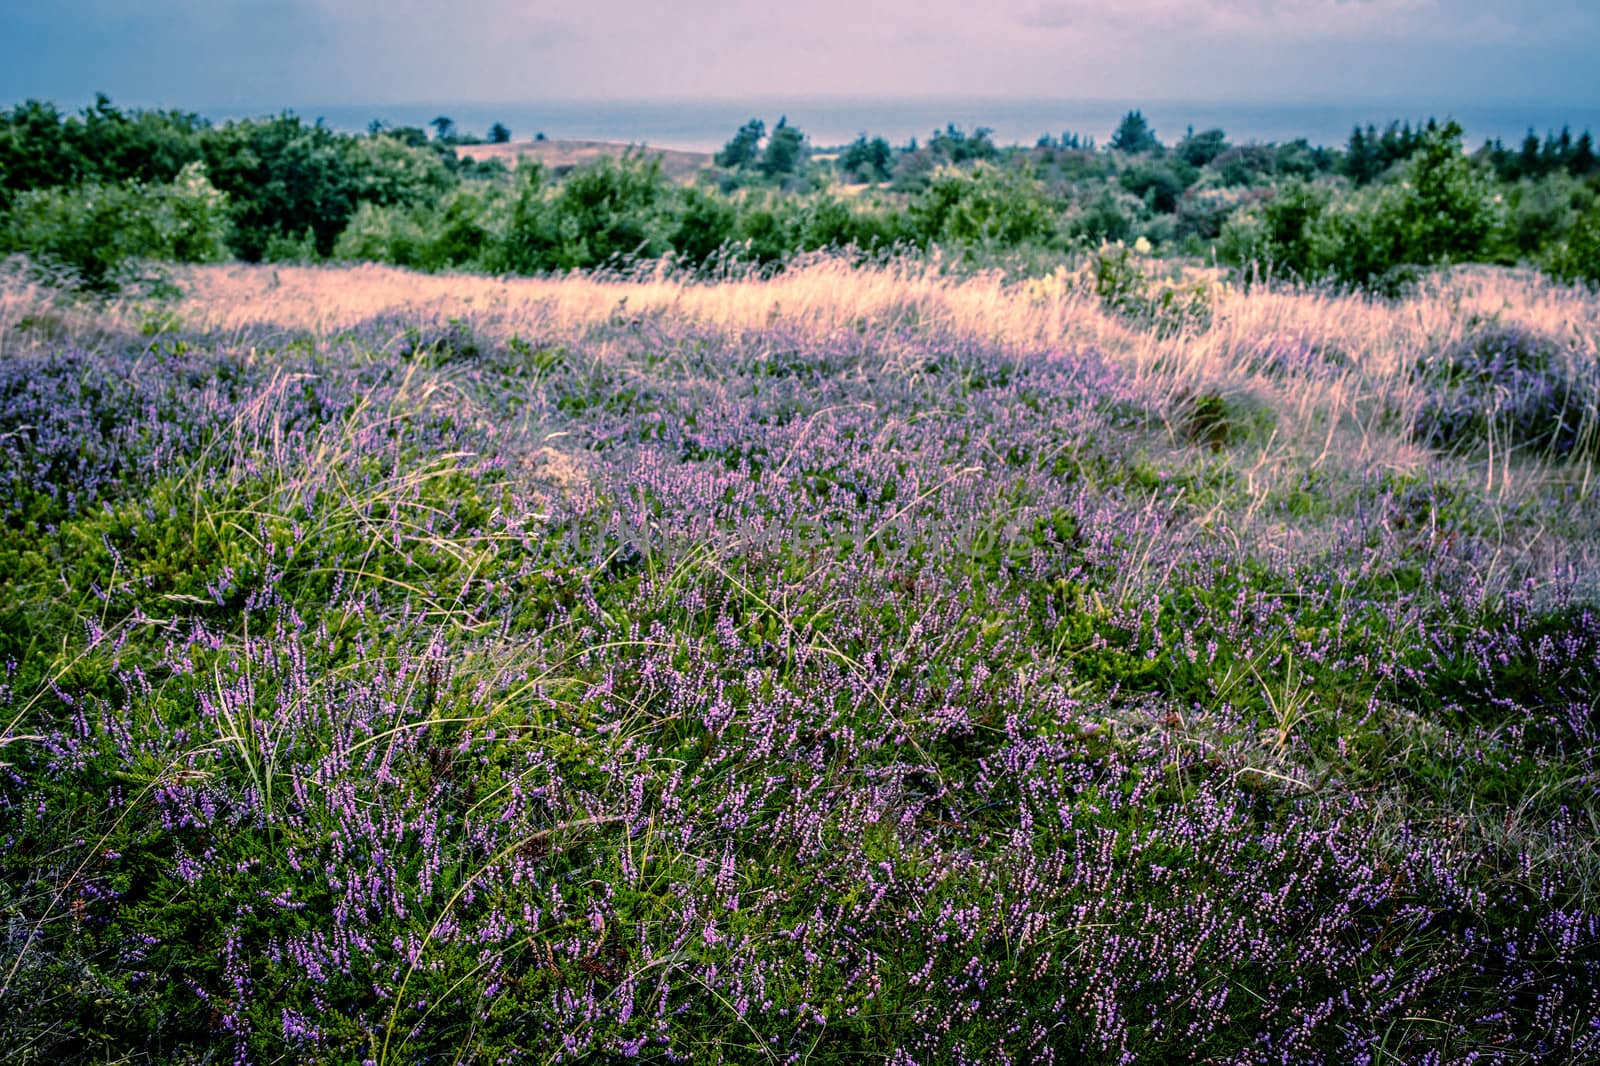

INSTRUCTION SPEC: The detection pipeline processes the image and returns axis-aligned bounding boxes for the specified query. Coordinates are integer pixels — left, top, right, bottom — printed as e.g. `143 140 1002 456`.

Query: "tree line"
2 96 1598 292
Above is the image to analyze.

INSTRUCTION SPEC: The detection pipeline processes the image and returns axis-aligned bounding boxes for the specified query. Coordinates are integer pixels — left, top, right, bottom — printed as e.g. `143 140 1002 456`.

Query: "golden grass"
4 255 1597 599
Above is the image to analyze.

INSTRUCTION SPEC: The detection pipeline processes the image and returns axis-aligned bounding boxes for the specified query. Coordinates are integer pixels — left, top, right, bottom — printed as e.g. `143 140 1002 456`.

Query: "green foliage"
667 185 739 267
1176 127 1230 168
1071 188 1135 244
7 94 1600 294
1496 175 1587 262
1091 243 1214 336
1545 198 1600 288
2 163 229 291
1119 159 1196 213
1404 121 1496 264
485 155 669 272
908 164 1057 249
758 117 807 180
0 95 207 195
1220 125 1498 292
715 119 765 170
201 116 360 260
1217 181 1329 282
839 134 894 183
552 153 669 266
1110 110 1162 155
927 124 999 164
345 134 455 209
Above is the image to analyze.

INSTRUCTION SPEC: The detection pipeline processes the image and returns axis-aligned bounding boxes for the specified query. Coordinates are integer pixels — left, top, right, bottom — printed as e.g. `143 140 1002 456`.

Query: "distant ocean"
244 97 1600 152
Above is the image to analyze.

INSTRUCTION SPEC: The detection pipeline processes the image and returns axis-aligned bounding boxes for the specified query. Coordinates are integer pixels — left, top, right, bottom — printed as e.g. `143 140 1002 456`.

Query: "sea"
243 97 1600 152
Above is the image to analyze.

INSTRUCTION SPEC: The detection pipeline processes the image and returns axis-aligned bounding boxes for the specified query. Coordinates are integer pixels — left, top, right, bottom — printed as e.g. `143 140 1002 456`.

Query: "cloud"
1017 0 1439 39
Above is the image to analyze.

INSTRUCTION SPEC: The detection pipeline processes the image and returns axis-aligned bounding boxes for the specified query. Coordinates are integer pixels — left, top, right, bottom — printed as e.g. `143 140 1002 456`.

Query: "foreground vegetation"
1 256 1597 1062
4 98 1600 294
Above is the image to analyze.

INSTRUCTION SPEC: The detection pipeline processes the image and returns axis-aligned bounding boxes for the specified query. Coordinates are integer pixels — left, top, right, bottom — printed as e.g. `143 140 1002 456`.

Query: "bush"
551 154 670 267
331 202 431 268
1496 176 1584 262
668 186 740 268
1090 242 1214 336
1071 188 1135 244
490 164 562 273
1546 199 1600 288
1176 128 1229 168
1119 159 1196 214
908 164 1057 250
2 163 229 290
1217 181 1329 282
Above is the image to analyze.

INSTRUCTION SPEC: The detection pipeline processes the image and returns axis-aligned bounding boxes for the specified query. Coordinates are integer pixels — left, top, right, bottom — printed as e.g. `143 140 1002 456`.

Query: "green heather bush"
1414 321 1600 460
1 162 229 290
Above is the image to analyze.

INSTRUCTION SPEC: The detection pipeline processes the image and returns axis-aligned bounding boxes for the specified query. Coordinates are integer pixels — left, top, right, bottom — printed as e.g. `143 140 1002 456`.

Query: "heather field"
3 257 1600 1064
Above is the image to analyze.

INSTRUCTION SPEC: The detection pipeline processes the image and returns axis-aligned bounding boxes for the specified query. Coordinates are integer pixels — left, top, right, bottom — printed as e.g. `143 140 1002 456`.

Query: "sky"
2 0 1597 113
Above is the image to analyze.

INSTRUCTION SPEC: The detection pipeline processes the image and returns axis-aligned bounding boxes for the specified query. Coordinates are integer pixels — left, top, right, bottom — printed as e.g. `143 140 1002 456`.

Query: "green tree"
758 117 806 179
0 99 87 192
430 115 457 143
928 124 998 164
1176 127 1229 168
1404 120 1495 264
488 122 512 144
839 134 893 183
1110 110 1161 154
201 114 362 260
715 119 765 170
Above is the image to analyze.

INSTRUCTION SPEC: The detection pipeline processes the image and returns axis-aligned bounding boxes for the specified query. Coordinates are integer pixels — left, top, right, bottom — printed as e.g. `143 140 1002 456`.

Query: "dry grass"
5 255 1598 596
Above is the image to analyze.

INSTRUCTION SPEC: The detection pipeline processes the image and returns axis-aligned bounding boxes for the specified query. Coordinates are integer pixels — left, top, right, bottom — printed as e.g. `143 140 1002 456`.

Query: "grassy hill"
1 258 1597 1062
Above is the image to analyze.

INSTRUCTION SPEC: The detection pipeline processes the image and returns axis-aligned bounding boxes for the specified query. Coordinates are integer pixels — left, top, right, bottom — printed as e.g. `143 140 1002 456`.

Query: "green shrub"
1119 159 1196 213
1071 188 1135 244
332 202 431 267
1090 242 1213 336
490 164 561 274
1217 181 1330 283
551 154 670 267
908 164 1057 249
1494 176 1584 263
1546 199 1600 288
668 186 739 268
2 162 229 290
